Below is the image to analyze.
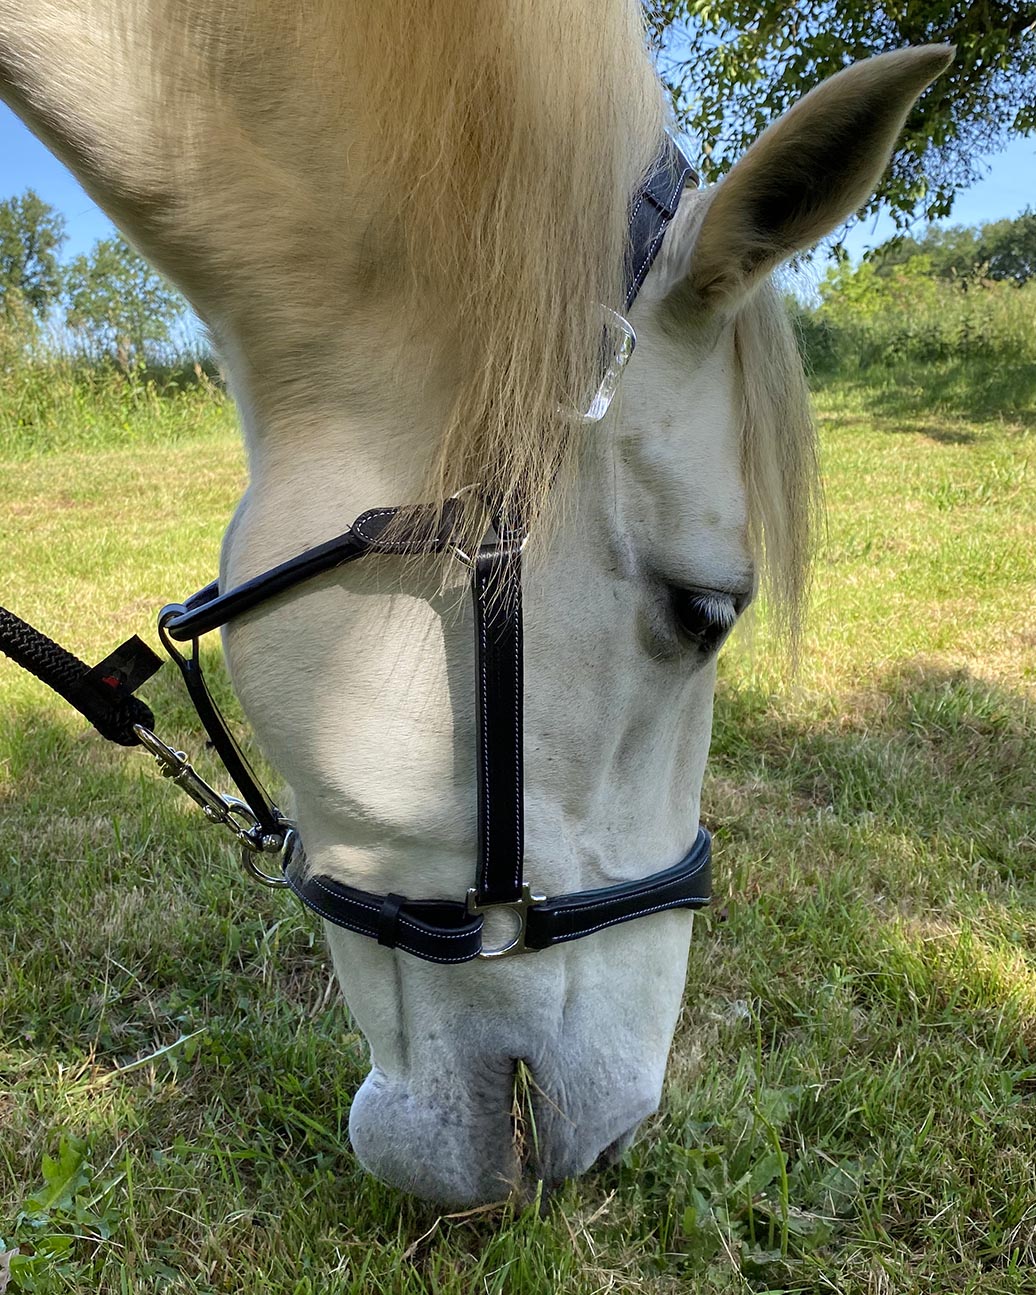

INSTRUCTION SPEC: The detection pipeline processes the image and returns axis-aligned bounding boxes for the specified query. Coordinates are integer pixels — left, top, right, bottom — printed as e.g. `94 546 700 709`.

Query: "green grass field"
1 381 1034 1293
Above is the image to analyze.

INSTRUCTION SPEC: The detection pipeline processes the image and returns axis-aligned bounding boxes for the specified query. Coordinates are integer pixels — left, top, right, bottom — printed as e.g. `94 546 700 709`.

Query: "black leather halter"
157 135 711 962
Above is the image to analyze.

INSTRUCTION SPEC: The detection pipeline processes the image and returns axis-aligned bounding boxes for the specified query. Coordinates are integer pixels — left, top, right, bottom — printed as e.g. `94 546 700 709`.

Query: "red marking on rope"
101 674 121 689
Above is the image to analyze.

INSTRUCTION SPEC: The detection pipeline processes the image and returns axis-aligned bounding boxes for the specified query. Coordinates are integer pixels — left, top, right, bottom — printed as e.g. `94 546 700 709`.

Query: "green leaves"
0 1135 124 1293
19 1137 92 1219
1 191 189 368
650 2 1036 228
64 237 185 371
0 191 66 324
631 1074 861 1279
866 210 1036 286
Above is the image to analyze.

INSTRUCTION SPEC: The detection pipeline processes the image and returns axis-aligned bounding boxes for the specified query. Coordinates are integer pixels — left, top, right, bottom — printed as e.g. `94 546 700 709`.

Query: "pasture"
1 370 1034 1292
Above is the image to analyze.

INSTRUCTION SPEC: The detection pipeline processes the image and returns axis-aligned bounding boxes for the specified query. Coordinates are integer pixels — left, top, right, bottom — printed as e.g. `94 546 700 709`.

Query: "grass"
1 376 1034 1292
0 350 235 459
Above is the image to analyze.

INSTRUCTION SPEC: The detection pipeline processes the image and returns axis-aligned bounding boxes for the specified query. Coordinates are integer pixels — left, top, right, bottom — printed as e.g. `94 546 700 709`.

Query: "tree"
869 210 1036 285
869 224 981 282
0 189 66 321
977 209 1036 285
647 2 1036 228
64 236 185 368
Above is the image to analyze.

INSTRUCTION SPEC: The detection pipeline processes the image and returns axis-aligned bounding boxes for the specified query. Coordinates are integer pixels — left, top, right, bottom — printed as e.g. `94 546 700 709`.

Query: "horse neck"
219 305 460 530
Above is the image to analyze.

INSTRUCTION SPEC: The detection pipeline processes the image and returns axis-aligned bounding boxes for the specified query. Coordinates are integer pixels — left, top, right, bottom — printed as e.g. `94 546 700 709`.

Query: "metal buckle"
465 882 546 959
581 309 636 423
133 724 291 888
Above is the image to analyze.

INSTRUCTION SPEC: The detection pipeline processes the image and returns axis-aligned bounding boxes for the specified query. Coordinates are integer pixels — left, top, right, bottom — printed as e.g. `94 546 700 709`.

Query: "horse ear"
676 46 954 309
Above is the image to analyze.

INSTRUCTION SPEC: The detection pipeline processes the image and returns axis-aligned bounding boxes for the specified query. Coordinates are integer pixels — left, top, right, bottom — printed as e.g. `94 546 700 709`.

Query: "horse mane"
347 0 667 540
130 0 814 637
735 282 820 656
145 0 665 548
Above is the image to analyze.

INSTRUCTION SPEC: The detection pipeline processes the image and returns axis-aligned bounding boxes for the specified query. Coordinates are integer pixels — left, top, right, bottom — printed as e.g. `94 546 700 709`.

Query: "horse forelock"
350 0 667 549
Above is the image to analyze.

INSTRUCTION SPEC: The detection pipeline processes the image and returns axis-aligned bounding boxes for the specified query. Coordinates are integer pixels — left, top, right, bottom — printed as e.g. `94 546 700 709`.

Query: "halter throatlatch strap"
164 501 462 640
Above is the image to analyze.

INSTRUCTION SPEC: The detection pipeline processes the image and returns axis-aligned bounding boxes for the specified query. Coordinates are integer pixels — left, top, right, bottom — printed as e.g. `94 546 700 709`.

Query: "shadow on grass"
0 661 329 1057
811 355 1036 429
700 656 1035 1057
676 660 1036 1277
4 656 1035 1283
710 658 1033 845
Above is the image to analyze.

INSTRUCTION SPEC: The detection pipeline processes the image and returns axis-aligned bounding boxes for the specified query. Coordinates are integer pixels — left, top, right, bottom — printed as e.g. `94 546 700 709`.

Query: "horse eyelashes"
668 587 739 654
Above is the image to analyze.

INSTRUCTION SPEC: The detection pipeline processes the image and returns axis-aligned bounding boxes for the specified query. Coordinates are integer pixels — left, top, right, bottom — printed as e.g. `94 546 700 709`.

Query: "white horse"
0 2 950 1204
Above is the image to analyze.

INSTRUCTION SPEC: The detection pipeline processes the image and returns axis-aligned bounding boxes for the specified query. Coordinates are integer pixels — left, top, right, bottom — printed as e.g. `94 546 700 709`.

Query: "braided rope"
0 605 154 745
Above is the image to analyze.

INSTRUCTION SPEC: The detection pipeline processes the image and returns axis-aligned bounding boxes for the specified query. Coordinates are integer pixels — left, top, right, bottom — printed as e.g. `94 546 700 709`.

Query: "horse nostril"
592 1121 640 1171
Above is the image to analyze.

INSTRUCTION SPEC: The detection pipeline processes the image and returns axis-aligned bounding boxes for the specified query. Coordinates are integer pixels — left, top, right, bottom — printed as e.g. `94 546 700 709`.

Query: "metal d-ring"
465 882 546 959
241 826 295 888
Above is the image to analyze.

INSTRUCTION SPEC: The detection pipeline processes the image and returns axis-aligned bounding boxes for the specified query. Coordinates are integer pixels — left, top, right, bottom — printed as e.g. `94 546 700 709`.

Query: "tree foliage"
64 236 183 369
869 209 1036 284
0 189 66 322
647 2 1036 227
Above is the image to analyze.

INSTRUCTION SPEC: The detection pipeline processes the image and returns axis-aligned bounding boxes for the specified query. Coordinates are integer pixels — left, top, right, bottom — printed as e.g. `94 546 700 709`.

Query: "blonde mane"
735 283 821 655
141 0 666 546
62 0 814 631
350 1 666 536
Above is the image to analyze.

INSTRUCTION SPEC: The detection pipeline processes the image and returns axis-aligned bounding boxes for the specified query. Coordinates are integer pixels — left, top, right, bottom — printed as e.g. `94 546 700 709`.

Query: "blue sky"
1 99 1033 265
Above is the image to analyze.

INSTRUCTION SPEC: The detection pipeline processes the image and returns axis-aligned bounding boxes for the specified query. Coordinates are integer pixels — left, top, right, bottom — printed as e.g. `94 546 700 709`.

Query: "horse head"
0 0 950 1204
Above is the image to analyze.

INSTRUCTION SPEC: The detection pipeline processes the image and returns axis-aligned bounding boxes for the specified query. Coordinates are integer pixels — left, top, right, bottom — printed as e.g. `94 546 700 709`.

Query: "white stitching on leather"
303 873 475 941
478 567 492 894
511 558 522 893
550 895 706 941
289 878 478 959
556 868 708 917
396 915 475 940
352 507 401 550
629 216 670 301
308 873 379 913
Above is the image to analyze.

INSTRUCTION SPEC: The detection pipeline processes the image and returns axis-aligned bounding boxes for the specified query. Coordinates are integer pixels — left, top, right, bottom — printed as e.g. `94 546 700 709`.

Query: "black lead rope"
0 605 159 745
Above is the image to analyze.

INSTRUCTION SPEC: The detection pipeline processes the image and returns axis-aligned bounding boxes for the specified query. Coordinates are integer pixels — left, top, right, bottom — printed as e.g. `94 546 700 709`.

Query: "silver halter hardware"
133 724 293 888
466 882 547 959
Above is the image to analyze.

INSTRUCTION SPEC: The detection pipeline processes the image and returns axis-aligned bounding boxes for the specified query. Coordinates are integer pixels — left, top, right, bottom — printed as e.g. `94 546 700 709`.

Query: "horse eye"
668 587 740 655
